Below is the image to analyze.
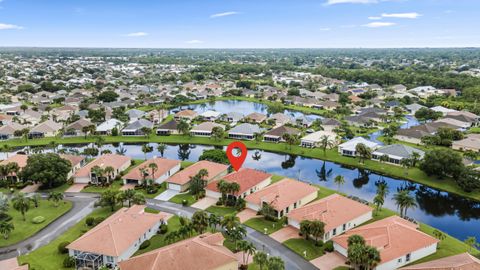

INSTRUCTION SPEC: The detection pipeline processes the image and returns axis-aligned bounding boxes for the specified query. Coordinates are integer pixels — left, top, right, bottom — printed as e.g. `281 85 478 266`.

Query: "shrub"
159 224 168 234
139 240 151 250
93 217 105 225
85 217 95 226
63 256 75 267
324 241 334 252
182 199 188 206
32 216 46 224
58 241 70 254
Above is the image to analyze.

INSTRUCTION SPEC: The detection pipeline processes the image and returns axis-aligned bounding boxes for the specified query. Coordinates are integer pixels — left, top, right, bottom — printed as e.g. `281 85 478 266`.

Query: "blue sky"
0 0 479 48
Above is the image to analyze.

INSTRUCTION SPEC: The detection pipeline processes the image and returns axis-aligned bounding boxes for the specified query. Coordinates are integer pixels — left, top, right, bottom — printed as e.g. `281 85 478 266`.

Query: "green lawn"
1 200 72 247
283 238 325 260
19 207 113 270
169 193 197 206
271 174 285 183
244 217 286 235
206 205 237 217
181 161 194 169
140 182 167 199
134 215 183 255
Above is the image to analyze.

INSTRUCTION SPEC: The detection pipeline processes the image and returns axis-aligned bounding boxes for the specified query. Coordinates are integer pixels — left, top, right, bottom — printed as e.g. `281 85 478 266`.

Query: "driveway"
65 184 87 193
154 189 179 201
20 183 41 193
120 184 136 191
270 226 301 243
191 197 217 210
310 252 347 270
237 209 259 223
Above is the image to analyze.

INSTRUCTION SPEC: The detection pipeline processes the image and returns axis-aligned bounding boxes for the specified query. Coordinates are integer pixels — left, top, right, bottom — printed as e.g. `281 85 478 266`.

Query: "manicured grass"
206 205 237 217
1 132 476 202
283 238 325 260
134 216 183 255
81 179 123 193
244 217 286 235
1 200 72 247
19 207 113 270
223 238 237 252
181 161 194 169
271 174 285 183
169 193 197 206
140 182 167 199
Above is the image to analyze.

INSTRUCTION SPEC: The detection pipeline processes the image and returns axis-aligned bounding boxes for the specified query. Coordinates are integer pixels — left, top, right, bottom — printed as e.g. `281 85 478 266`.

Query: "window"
398 258 402 263
106 256 114 263
406 253 411 262
342 224 346 231
294 202 297 208
333 228 336 236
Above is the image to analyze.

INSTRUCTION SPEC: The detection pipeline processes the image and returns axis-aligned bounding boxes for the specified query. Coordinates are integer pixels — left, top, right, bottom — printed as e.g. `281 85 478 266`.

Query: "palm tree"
177 120 190 136
238 240 256 269
157 143 167 157
191 210 209 234
267 256 285 270
132 192 146 206
355 143 371 164
410 151 421 167
310 220 326 246
464 236 478 252
208 213 220 230
95 135 106 154
138 167 149 187
253 251 268 270
48 191 64 207
115 146 127 155
320 135 334 156
254 132 263 145
148 162 158 181
30 193 41 208
334 175 345 192
12 193 30 221
91 165 105 185
400 158 412 176
104 166 115 183
393 190 417 217
221 213 241 231
0 221 14 239
141 143 153 160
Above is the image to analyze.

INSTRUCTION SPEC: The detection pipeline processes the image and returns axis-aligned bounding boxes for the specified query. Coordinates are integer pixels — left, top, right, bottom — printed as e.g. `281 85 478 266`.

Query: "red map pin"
226 141 247 171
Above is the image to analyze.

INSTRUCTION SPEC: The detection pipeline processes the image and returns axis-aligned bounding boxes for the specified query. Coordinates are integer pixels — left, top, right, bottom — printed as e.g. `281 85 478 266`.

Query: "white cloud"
363 22 396 28
186 39 204 44
325 0 380 5
0 23 23 30
381 12 421 19
210 11 238 18
319 28 331 31
368 16 382 20
125 32 148 37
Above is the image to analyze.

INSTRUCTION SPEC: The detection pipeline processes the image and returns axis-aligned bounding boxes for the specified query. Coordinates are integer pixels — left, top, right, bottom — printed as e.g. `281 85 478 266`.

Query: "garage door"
168 183 181 191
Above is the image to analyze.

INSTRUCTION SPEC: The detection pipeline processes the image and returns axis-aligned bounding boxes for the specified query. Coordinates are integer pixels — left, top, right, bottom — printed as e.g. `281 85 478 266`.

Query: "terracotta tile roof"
400 253 480 270
0 154 28 168
333 216 439 264
67 205 169 257
175 110 197 117
206 168 271 195
167 160 228 185
74 154 131 178
122 157 180 181
60 154 85 167
288 194 372 232
118 233 237 270
245 178 318 211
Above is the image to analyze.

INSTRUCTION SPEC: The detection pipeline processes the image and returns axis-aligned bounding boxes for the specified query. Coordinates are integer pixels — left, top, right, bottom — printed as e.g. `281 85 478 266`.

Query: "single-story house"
205 168 272 200
332 216 439 270
268 113 292 126
0 154 28 182
399 252 480 270
337 137 380 157
223 112 244 124
117 233 238 270
174 110 197 122
228 123 264 140
435 118 471 129
321 118 341 131
122 119 154 136
199 110 222 121
73 154 131 184
372 144 425 165
295 116 314 128
394 129 430 145
300 130 338 148
96 119 124 135
166 160 229 192
0 122 26 140
431 106 457 116
288 194 373 241
452 134 480 152
243 112 267 124
263 125 301 143
156 120 179 135
126 109 145 121
245 178 318 219
190 122 225 137
64 118 93 136
61 154 86 179
68 205 170 269
29 120 62 138
405 104 426 115
122 157 181 185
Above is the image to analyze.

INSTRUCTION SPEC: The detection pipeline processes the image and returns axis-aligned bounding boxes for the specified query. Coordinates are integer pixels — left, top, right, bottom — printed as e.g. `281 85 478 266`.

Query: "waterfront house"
452 134 480 152
332 216 439 270
156 120 179 135
95 119 124 135
338 137 379 157
64 118 93 136
121 119 154 136
190 122 225 137
372 144 425 165
68 205 170 269
166 160 228 192
228 123 264 140
268 113 292 126
223 112 244 124
263 125 301 143
245 178 318 219
300 130 338 148
73 154 131 184
122 157 181 185
29 120 62 138
321 118 341 131
400 252 480 270
199 110 222 121
174 110 197 122
288 194 373 241
205 168 272 200
0 122 26 140
118 233 238 270
244 112 267 124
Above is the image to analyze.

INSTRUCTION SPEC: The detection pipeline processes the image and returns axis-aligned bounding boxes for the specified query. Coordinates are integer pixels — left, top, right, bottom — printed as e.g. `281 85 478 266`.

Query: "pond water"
51 142 480 242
